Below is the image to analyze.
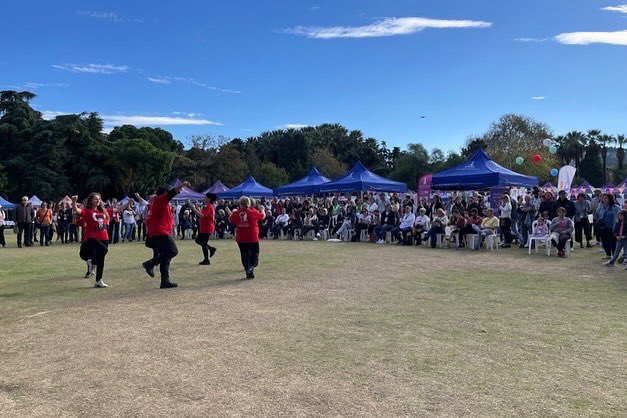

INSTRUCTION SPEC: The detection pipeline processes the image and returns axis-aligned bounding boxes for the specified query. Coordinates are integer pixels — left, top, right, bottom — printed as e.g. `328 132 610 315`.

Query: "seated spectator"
287 211 303 240
412 208 430 245
550 207 574 257
336 206 356 241
459 209 482 247
475 208 499 250
369 209 381 241
271 208 290 239
352 208 372 242
317 208 331 238
259 210 274 239
301 208 321 240
374 204 399 244
422 208 448 248
447 210 466 247
392 206 415 245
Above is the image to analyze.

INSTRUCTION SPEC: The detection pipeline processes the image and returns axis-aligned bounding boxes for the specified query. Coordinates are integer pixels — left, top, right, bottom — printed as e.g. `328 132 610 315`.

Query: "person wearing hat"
191 192 218 265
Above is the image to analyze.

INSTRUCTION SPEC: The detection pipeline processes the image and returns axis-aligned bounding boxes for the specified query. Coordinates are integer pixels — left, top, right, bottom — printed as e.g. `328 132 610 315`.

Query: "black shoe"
199 259 210 265
17 244 22 248
586 243 593 248
247 268 255 279
142 261 155 278
209 247 217 258
160 281 178 289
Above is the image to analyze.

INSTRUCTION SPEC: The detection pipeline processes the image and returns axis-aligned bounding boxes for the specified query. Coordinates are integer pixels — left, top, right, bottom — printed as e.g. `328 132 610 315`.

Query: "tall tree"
596 133 615 183
579 142 604 186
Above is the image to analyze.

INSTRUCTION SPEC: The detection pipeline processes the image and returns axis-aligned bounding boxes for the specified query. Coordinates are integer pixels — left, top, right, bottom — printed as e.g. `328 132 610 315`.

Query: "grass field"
0 235 625 417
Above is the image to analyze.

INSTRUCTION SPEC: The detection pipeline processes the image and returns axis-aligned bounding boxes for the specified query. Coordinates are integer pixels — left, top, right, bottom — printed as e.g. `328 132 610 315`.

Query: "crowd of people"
2 185 626 285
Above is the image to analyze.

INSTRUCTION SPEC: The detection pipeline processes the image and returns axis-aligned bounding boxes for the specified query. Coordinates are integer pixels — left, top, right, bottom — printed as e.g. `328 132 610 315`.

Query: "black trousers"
79 239 109 281
16 222 32 246
0 226 5 247
500 218 513 244
600 227 616 257
237 242 259 272
108 222 120 244
146 235 178 281
574 219 592 244
195 233 216 260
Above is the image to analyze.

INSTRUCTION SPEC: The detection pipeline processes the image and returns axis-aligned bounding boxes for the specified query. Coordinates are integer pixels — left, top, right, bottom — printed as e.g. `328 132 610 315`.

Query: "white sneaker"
312 237 318 241
94 280 108 288
377 239 384 244
603 261 614 266
316 233 321 238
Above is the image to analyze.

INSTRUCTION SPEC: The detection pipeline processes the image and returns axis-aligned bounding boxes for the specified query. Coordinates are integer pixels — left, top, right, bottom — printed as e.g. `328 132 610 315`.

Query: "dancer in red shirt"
228 196 265 279
72 194 110 288
192 192 218 265
141 181 188 288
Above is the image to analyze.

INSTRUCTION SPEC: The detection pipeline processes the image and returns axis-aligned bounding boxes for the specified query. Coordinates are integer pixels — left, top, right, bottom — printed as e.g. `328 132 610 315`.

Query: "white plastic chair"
528 220 551 255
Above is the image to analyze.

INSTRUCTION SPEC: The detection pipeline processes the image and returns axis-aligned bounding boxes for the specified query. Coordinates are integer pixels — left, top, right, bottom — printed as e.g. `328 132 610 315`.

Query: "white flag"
558 166 577 192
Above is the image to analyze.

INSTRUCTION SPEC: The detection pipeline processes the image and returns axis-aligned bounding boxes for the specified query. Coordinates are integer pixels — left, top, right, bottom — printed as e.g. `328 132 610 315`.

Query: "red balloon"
532 154 542 163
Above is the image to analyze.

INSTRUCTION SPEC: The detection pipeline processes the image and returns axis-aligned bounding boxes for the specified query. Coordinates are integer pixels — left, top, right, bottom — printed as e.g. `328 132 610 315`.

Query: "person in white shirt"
366 197 378 215
352 208 372 242
499 195 513 248
392 206 416 245
271 208 290 239
412 207 430 245
121 199 137 242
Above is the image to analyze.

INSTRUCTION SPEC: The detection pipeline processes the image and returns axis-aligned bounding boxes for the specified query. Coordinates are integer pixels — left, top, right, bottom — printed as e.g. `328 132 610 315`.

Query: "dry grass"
0 236 625 417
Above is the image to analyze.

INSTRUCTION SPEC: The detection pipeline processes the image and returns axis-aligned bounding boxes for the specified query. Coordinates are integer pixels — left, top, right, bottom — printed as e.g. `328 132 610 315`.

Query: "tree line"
0 90 620 201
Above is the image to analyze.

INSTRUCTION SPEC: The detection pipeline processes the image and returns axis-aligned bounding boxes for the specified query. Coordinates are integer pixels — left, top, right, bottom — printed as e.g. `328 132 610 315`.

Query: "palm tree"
616 134 626 171
596 133 615 183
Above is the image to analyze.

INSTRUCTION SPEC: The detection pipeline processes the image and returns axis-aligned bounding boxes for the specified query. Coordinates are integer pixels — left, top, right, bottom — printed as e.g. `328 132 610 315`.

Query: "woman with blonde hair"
228 196 265 279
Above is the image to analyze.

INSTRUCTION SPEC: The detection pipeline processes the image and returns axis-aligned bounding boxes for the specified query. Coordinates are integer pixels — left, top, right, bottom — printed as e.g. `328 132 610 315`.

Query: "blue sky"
3 0 626 151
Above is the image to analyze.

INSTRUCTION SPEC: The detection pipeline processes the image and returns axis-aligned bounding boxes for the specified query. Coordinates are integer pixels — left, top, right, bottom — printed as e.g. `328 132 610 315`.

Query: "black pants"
195 233 216 261
238 242 259 272
146 235 178 281
16 222 32 246
108 222 120 244
39 225 50 246
574 219 592 244
69 224 78 242
500 218 513 244
600 227 616 257
79 239 109 281
0 226 5 247
554 232 572 251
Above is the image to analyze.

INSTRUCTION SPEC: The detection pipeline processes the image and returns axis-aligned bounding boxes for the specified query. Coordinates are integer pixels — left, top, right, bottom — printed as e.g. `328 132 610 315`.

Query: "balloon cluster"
514 138 560 177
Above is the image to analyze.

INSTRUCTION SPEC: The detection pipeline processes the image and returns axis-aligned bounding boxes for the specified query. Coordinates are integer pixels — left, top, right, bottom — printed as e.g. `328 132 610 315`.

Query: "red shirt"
107 207 120 223
145 193 173 237
199 205 215 234
229 208 264 243
81 209 109 241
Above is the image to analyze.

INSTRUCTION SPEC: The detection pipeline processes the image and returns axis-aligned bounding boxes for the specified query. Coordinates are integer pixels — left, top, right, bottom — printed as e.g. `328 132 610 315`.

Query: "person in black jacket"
373 204 399 243
554 190 576 219
15 196 34 248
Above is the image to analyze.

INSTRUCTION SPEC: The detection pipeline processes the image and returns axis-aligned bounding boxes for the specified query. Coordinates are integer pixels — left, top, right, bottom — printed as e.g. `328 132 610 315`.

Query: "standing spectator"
604 210 627 266
519 195 536 248
0 204 6 248
35 202 53 246
573 193 593 248
499 195 513 248
595 193 620 259
15 196 33 248
58 203 71 243
106 198 121 244
590 189 603 245
121 200 137 242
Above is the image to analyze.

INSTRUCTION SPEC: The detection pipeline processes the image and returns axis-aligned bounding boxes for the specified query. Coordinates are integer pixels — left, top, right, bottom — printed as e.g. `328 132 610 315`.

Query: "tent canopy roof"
431 149 538 190
318 161 408 193
173 186 206 201
202 180 230 194
0 196 16 209
218 176 274 198
274 167 331 196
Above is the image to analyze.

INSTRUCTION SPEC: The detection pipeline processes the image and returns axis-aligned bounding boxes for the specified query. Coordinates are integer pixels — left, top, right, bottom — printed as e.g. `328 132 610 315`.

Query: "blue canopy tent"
274 167 331 196
173 186 206 202
431 149 538 190
218 176 274 199
0 196 16 209
318 161 408 193
28 195 43 207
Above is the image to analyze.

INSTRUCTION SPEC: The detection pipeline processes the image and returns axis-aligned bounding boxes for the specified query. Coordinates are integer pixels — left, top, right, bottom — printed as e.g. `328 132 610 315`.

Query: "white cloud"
102 115 222 126
282 124 309 129
555 30 627 46
514 37 549 42
77 10 143 23
147 77 171 84
154 75 240 94
24 82 69 89
602 4 627 14
283 17 492 39
40 110 222 126
531 96 546 100
52 63 129 74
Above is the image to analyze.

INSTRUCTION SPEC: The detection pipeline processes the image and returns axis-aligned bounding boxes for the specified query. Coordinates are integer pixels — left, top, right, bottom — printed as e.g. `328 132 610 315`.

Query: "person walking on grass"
72 194 110 288
0 204 6 248
227 196 265 279
141 181 189 289
35 202 53 247
191 192 218 265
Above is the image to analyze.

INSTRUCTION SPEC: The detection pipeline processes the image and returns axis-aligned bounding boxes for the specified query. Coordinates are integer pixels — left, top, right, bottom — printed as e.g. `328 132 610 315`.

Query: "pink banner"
417 174 432 202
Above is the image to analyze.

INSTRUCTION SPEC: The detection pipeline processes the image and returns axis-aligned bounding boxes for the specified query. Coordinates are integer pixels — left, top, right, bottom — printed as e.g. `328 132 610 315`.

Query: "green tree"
616 134 626 171
579 142 604 186
254 161 289 188
388 143 431 190
210 143 247 187
309 147 347 179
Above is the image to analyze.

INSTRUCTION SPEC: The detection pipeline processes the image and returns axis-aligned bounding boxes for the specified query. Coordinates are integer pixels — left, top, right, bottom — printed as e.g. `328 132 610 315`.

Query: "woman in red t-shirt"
228 196 265 279
192 192 218 265
72 193 110 288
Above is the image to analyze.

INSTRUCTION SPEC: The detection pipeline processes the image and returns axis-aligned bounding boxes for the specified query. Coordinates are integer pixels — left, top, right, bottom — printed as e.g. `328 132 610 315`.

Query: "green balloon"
515 157 524 165
549 145 557 154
